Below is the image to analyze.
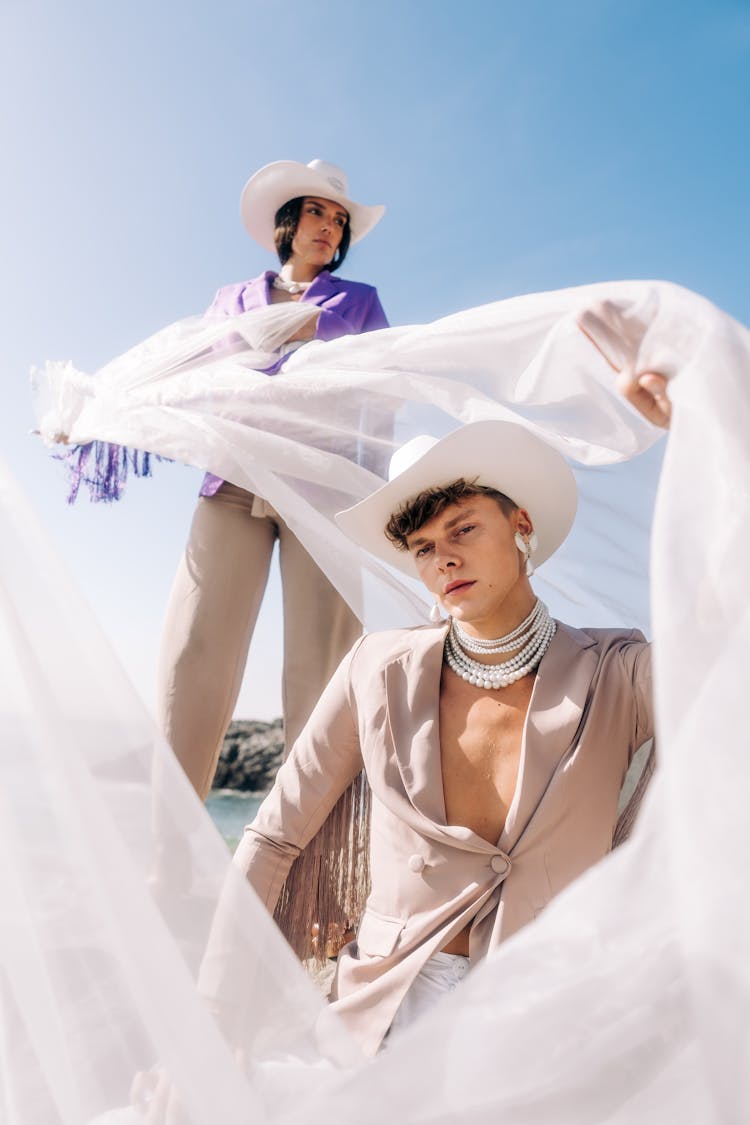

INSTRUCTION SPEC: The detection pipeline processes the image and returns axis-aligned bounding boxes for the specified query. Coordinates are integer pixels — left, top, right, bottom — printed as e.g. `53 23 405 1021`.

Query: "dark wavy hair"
273 196 351 272
385 479 518 551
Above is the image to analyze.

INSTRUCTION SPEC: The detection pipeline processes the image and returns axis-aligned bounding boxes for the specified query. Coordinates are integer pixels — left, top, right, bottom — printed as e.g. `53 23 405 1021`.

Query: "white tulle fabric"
0 280 746 1123
32 286 673 633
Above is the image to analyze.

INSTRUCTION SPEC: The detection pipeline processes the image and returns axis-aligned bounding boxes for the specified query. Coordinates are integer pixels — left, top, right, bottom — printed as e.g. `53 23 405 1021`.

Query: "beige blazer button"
408 854 426 873
491 855 509 875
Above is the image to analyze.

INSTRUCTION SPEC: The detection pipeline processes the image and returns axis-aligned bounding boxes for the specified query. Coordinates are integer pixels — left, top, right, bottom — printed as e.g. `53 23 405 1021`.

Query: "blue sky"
2 0 748 718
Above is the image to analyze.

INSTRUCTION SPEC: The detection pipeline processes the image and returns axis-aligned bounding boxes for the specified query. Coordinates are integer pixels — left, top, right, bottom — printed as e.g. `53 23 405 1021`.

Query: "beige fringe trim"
273 770 372 965
612 741 656 848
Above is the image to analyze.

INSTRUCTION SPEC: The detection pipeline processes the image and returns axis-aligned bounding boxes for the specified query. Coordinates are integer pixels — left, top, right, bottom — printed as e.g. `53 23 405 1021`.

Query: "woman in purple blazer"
157 159 388 802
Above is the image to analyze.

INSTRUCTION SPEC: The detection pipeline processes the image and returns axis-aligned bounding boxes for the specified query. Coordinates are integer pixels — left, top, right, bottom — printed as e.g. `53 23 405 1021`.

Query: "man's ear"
515 508 534 538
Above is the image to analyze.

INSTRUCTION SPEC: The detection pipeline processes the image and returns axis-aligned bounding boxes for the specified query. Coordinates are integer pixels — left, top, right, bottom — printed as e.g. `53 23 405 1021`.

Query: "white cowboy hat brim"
240 160 385 254
336 420 578 578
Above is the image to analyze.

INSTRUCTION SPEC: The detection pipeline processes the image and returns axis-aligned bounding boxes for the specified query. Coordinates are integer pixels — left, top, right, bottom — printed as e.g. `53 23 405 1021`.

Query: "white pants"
388 953 471 1041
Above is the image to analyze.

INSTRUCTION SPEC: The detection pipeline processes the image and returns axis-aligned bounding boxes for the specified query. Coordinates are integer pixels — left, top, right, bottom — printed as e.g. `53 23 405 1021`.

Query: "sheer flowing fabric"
0 281 746 1122
33 283 681 633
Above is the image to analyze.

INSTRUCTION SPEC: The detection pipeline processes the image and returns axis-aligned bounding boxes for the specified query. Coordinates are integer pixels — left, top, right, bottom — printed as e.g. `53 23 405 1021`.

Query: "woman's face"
289 196 348 271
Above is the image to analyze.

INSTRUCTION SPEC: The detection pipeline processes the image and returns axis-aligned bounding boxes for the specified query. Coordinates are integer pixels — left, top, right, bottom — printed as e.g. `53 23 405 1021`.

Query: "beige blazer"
235 620 652 1056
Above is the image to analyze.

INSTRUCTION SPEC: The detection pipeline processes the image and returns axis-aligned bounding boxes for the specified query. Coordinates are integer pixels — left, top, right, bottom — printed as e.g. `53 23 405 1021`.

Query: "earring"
525 531 537 576
514 530 536 577
429 602 443 623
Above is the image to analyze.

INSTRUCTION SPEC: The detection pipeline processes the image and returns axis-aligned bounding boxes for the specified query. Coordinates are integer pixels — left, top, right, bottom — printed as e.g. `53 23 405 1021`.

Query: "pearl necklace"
272 276 311 296
443 601 556 689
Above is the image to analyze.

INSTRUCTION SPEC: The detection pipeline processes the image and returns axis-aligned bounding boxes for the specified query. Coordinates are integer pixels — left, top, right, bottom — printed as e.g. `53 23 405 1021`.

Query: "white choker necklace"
272 276 311 295
444 600 556 689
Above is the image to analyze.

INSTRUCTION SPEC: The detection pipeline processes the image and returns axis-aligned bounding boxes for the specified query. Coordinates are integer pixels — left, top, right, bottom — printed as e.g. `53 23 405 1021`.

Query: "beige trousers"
158 482 361 798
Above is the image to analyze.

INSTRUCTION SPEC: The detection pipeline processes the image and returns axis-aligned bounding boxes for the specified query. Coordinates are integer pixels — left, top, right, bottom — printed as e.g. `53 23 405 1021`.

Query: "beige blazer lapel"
383 626 448 826
499 622 599 852
380 621 599 856
381 626 508 858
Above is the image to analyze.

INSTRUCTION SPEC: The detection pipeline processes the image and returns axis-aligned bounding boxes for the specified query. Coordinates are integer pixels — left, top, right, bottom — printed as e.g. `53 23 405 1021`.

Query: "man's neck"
457 590 538 653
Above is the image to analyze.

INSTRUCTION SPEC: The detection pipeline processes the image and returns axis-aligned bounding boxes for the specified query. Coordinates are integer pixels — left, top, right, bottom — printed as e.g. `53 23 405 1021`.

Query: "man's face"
405 495 531 629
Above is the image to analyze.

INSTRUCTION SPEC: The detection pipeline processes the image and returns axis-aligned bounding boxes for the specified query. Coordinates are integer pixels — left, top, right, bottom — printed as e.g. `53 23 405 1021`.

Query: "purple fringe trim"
56 442 169 503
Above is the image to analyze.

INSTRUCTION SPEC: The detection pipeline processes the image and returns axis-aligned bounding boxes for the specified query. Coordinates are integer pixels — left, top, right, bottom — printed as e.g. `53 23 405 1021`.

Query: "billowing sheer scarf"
1 280 747 1121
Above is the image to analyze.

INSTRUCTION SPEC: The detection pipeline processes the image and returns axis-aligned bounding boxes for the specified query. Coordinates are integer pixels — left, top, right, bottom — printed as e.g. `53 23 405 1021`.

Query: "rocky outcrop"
212 718 284 792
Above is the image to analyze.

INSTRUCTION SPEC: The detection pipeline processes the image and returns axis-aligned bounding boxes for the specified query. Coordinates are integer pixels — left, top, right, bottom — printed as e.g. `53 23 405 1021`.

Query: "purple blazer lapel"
303 270 337 304
241 273 273 310
499 622 599 853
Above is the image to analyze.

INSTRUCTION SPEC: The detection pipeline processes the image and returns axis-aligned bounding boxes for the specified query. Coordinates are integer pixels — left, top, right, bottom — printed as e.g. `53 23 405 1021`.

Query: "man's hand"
577 300 672 429
615 370 671 429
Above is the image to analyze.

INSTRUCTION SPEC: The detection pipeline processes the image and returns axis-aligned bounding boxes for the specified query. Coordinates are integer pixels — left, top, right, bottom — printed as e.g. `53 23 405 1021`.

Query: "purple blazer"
200 270 388 496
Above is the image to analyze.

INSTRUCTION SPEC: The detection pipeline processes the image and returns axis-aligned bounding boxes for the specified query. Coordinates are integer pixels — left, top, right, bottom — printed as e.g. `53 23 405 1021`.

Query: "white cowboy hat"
240 158 385 254
336 420 578 577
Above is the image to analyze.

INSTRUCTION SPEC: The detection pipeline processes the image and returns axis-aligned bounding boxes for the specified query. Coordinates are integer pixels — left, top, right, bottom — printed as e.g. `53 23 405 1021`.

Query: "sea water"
206 789 264 849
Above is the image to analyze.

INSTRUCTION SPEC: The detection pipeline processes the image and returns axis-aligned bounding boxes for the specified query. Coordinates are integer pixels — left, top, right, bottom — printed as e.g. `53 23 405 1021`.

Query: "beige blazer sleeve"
233 639 366 911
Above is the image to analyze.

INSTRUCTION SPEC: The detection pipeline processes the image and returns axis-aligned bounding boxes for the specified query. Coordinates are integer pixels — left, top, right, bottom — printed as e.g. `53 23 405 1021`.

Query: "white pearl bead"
444 609 556 691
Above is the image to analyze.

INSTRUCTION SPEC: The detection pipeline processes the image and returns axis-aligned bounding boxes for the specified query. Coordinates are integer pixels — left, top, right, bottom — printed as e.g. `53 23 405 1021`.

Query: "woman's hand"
130 1066 185 1124
285 309 321 342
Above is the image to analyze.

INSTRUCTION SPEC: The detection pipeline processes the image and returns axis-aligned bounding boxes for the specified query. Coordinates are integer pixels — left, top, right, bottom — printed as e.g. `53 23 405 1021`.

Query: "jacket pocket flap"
357 910 404 957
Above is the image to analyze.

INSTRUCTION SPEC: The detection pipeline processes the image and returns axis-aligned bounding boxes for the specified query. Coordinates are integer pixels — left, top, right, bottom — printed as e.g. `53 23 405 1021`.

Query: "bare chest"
439 668 535 844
